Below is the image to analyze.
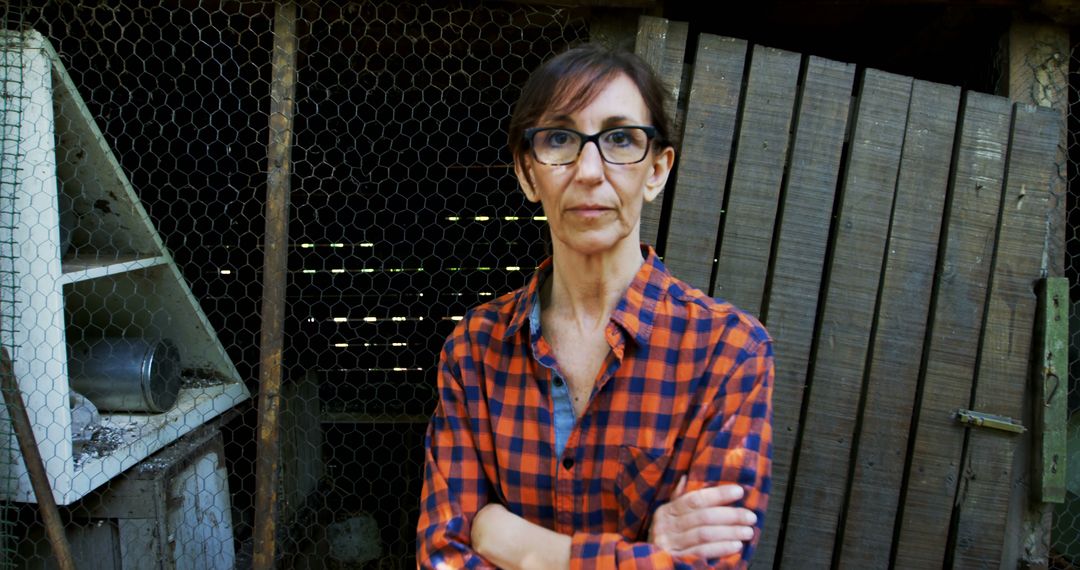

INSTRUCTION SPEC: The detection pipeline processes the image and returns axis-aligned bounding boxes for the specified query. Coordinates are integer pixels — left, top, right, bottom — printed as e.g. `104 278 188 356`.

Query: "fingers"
675 505 757 532
662 521 754 556
668 484 746 516
673 539 746 560
649 483 760 560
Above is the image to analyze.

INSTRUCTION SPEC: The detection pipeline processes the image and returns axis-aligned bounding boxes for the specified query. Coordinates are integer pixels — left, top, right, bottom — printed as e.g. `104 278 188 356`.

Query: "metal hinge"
955 409 1027 434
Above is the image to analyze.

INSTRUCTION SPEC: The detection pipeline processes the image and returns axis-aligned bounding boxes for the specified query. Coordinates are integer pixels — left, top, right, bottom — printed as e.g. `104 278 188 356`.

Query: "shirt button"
553 376 564 387
562 457 574 470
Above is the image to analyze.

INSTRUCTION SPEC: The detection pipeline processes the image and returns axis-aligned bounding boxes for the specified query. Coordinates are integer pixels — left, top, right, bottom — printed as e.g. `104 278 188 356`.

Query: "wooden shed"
0 1 1074 568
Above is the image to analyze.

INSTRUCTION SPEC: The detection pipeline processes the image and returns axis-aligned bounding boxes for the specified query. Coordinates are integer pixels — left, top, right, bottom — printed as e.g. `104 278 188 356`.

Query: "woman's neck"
542 238 644 331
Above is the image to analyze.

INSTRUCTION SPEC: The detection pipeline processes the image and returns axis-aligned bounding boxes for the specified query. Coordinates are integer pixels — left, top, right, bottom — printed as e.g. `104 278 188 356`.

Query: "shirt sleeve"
568 336 775 570
416 327 499 570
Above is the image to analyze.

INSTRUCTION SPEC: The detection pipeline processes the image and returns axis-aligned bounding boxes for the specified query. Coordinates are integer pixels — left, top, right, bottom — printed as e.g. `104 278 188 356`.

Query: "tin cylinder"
69 338 182 413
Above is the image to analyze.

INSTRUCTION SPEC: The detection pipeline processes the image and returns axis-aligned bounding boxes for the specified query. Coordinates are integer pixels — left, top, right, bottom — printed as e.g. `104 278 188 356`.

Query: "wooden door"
636 16 1062 569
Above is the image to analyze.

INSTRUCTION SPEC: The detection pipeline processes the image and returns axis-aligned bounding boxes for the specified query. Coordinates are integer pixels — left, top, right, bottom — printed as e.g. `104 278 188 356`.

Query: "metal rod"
0 348 75 570
254 2 297 567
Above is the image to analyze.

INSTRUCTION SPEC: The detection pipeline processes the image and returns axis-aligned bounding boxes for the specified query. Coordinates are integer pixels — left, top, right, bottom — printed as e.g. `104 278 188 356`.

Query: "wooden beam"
754 54 855 570
660 36 746 292
838 78 960 569
634 15 688 249
780 68 911 569
995 16 1069 567
950 103 1060 570
254 2 298 568
1003 18 1067 279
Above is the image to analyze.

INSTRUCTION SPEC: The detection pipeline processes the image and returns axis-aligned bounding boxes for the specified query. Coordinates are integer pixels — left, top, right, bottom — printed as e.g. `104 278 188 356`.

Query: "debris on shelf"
71 419 142 471
180 368 230 389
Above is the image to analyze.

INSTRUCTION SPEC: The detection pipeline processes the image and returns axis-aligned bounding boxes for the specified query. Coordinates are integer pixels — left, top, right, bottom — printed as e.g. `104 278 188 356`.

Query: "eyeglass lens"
531 127 651 165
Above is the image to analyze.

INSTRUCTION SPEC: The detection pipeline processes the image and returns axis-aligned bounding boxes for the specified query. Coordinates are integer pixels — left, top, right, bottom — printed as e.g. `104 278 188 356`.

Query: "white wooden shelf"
0 30 250 505
69 383 248 501
60 254 167 285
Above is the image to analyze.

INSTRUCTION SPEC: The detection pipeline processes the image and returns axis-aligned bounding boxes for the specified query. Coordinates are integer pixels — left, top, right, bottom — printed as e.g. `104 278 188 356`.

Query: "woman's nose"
574 140 605 182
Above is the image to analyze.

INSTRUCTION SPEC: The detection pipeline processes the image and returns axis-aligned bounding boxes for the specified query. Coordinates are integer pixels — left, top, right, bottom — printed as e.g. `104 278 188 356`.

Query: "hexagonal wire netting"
0 1 587 568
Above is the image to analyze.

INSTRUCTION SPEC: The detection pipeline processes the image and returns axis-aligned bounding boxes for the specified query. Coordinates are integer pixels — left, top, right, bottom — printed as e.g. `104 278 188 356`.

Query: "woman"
417 44 773 569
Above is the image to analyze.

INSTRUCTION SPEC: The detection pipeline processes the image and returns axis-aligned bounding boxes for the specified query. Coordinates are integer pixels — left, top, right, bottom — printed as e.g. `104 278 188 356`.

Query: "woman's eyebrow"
537 114 642 130
600 115 636 128
538 114 575 127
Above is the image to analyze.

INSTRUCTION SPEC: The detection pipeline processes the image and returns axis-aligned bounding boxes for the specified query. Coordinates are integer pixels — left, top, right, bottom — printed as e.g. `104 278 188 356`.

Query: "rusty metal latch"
955 409 1027 434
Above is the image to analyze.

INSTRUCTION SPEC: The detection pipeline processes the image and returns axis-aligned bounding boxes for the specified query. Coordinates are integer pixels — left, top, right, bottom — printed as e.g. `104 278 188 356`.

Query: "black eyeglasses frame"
522 125 659 166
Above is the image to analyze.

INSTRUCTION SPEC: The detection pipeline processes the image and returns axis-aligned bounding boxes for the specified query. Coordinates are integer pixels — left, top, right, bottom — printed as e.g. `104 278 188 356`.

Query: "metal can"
69 337 182 413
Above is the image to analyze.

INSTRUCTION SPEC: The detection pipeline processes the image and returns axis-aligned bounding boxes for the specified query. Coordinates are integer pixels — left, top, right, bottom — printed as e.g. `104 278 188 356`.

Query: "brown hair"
508 44 675 182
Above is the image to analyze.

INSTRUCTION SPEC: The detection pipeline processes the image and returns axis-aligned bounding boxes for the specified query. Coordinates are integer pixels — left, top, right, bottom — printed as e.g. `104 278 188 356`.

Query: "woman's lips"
567 205 611 218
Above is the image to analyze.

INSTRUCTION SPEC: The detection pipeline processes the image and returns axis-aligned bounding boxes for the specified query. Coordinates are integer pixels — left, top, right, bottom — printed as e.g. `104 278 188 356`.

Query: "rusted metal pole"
254 2 297 568
0 349 75 570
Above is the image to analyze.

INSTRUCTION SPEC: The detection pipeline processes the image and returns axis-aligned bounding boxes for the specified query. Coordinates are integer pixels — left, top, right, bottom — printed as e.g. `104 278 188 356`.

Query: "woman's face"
516 73 674 258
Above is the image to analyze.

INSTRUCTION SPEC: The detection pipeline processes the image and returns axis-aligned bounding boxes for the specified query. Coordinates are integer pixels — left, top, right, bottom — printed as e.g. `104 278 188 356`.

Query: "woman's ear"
643 146 675 203
515 160 540 203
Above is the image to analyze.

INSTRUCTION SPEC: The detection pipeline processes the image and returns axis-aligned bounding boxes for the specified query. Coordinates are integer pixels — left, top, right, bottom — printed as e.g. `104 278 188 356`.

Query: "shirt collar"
501 245 669 346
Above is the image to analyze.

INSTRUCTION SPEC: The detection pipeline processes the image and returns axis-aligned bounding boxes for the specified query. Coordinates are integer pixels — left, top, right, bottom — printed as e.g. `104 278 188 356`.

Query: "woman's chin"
553 231 636 258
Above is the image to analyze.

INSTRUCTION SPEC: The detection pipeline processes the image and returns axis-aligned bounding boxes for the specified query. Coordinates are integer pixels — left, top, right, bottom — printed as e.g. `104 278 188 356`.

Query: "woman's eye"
604 130 631 146
543 131 573 147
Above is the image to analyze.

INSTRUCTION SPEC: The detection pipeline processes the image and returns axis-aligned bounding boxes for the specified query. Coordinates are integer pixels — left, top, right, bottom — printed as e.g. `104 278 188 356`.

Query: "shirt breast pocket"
614 444 672 541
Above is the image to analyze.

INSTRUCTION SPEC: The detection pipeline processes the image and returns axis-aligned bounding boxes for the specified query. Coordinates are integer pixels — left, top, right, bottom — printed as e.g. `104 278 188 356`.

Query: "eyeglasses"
523 126 658 165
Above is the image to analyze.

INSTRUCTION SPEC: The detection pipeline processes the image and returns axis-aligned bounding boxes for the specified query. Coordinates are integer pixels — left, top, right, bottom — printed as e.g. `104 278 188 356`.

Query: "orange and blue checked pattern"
418 247 774 569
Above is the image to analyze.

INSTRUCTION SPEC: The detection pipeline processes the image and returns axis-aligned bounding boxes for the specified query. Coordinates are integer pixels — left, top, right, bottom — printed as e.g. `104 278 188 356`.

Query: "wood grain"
950 104 1060 568
660 34 746 292
711 45 800 314
837 79 960 569
779 68 911 569
752 55 855 570
893 91 1013 569
635 15 688 247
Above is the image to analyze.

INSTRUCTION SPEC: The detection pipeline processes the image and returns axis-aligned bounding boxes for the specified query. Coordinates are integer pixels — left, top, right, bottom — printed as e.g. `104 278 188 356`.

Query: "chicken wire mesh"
0 1 588 568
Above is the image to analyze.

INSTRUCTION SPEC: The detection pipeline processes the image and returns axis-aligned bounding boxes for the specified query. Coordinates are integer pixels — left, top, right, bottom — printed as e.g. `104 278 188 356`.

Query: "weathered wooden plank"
951 104 1060 569
836 79 960 569
634 15 687 247
711 45 800 314
752 55 855 570
1006 20 1067 281
779 68 911 570
1033 277 1067 504
892 92 1013 569
659 35 746 292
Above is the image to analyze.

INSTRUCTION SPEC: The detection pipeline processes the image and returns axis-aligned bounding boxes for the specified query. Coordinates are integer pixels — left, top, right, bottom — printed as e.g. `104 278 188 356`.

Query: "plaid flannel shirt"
418 246 773 569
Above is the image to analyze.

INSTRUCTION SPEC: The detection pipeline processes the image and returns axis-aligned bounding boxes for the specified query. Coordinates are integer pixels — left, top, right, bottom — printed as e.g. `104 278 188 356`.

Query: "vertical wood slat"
659 34 746 292
753 55 855 570
711 46 800 313
634 15 687 248
951 104 1060 569
779 69 912 570
893 92 1013 569
1034 277 1068 504
836 79 960 569
254 2 297 568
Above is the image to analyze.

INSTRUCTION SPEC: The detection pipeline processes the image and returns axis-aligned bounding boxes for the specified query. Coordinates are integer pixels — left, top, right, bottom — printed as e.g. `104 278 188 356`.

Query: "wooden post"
254 2 297 568
0 349 75 570
998 16 1069 568
1003 17 1068 278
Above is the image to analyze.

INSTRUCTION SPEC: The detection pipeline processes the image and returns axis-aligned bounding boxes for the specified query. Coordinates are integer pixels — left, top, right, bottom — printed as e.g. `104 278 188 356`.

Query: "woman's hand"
649 476 758 560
